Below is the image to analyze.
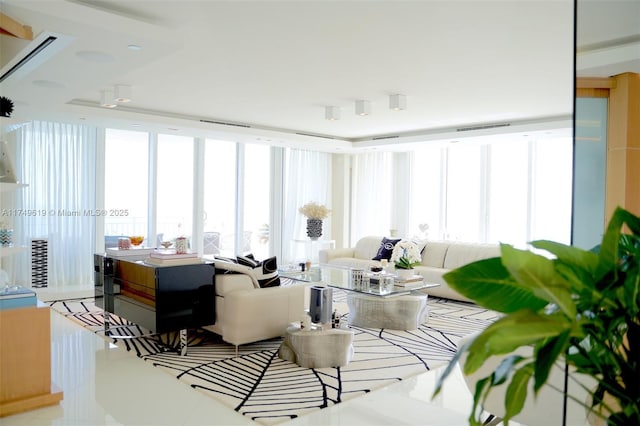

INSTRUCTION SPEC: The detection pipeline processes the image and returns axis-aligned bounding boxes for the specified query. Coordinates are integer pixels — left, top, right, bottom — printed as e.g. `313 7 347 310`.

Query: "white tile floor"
2 296 480 426
2 288 590 426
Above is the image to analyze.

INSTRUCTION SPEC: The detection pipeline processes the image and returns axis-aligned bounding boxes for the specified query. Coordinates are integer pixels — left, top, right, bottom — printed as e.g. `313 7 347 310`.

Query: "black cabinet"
94 254 215 333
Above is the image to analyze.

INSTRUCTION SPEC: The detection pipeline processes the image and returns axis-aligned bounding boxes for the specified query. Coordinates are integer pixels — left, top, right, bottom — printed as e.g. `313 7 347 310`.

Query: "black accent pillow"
237 254 281 288
214 255 239 264
236 254 259 268
372 237 401 261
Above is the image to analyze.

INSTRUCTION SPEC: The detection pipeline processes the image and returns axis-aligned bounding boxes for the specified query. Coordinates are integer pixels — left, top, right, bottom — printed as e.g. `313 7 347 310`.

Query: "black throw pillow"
372 237 401 261
237 254 281 288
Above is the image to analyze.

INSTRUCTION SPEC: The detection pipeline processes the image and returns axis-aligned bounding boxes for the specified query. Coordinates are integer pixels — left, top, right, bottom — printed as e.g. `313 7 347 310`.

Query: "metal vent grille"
456 123 511 132
0 36 57 83
199 119 251 128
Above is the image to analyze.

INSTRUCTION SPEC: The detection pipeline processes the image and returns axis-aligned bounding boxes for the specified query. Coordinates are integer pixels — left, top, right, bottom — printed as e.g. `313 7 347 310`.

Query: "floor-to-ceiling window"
486 141 529 245
531 137 573 243
203 139 237 256
104 129 149 244
242 143 271 259
408 134 573 247
11 121 573 291
156 134 194 247
409 148 444 240
445 144 483 241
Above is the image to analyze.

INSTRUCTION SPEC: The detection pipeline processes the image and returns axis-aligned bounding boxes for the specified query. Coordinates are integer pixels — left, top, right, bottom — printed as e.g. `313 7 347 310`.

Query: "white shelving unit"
1 118 29 285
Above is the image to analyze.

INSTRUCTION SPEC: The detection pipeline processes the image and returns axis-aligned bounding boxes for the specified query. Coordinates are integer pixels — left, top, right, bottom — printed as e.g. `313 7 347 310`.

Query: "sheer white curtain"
11 121 97 289
409 146 445 240
350 152 393 241
282 149 331 264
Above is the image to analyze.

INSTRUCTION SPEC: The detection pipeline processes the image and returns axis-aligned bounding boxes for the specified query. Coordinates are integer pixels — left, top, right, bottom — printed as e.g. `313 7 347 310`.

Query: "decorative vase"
175 236 188 254
306 218 323 240
395 268 415 280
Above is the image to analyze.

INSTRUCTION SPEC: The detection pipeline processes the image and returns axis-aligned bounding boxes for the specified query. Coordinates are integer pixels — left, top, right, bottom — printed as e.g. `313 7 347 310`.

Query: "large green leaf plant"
434 207 640 425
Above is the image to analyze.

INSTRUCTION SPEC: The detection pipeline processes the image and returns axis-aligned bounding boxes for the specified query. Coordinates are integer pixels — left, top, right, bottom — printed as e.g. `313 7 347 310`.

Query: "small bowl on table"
129 236 145 247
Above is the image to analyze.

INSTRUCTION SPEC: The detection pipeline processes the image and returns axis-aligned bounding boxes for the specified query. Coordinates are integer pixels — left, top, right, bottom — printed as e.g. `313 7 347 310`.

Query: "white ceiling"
0 0 638 151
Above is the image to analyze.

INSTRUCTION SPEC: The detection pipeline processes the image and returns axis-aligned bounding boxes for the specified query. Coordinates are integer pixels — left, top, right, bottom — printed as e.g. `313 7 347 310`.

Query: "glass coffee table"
318 267 440 330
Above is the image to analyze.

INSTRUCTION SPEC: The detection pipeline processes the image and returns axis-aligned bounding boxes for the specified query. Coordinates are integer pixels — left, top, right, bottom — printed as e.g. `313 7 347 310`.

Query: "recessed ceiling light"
168 128 180 131
127 44 143 51
130 123 141 127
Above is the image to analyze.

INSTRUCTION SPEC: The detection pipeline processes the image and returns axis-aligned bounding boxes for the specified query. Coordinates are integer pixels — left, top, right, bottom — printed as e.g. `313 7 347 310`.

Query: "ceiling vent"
294 132 337 140
0 31 73 84
199 119 251 128
456 123 511 132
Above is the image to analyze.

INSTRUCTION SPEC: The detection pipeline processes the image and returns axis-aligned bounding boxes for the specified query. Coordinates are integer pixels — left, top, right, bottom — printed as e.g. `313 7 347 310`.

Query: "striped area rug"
50 292 497 425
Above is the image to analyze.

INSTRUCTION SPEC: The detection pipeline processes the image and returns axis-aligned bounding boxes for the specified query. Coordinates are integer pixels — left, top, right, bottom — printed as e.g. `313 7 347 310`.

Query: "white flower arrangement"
390 241 422 269
298 202 331 220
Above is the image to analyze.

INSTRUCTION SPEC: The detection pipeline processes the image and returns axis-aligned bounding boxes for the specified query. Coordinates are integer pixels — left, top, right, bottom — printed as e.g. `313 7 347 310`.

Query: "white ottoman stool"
346 293 429 330
278 325 354 368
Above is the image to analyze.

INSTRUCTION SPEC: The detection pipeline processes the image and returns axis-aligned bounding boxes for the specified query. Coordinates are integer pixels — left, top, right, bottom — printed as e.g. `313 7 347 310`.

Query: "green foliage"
394 255 420 270
433 207 640 426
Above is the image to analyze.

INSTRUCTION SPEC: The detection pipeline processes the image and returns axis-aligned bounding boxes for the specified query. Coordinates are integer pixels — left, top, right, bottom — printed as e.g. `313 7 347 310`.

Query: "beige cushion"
443 242 500 270
214 259 260 289
353 236 384 260
420 241 450 267
215 274 255 296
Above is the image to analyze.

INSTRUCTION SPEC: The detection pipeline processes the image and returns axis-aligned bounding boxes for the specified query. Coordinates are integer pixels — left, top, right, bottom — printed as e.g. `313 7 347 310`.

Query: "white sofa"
201 259 307 352
319 236 500 302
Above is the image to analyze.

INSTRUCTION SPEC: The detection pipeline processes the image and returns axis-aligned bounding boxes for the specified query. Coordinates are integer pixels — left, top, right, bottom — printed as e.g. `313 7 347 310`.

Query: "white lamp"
100 89 117 108
114 84 132 103
389 94 406 111
325 106 340 121
355 100 371 116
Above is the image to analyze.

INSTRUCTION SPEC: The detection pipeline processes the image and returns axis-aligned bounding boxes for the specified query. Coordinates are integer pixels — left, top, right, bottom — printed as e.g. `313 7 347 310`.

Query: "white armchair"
201 259 307 353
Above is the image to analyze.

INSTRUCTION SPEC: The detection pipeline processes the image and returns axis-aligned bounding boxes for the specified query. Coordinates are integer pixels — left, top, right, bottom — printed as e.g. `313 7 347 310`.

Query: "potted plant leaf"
434 206 640 426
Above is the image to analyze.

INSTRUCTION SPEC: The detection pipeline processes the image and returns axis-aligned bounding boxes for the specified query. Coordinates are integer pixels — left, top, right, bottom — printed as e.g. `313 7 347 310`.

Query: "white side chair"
201 259 307 355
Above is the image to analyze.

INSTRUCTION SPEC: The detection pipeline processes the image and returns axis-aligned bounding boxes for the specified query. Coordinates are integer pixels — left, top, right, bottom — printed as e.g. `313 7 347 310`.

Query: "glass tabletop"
278 266 323 282
318 266 439 298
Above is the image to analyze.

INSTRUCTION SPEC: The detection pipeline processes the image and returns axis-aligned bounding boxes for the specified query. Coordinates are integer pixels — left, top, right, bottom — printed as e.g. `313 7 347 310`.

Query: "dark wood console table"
94 254 215 354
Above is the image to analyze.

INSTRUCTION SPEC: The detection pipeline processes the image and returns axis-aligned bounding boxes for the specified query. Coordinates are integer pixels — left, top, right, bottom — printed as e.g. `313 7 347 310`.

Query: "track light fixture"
100 89 117 108
325 106 340 121
355 100 371 116
389 94 406 111
114 84 132 103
